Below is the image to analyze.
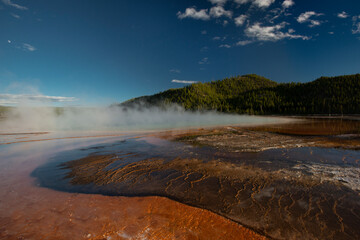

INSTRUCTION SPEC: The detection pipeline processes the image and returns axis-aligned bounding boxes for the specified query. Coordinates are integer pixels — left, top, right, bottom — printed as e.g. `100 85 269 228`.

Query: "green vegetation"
121 74 360 115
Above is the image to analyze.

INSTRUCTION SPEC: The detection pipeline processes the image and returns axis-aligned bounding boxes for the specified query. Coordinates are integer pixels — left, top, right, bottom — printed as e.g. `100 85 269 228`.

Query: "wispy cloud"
282 0 294 9
245 22 310 41
337 11 349 19
219 44 231 48
177 8 210 21
201 30 207 35
234 0 275 8
199 57 209 64
297 11 321 23
352 22 360 34
352 15 360 34
213 36 226 41
297 11 324 27
171 79 198 84
209 0 227 5
177 5 232 21
10 12 20 19
0 94 77 105
169 69 181 74
209 6 232 18
234 14 248 26
21 43 36 52
177 0 360 44
308 20 321 28
236 40 253 46
253 0 275 8
208 0 227 5
234 0 249 4
2 0 28 10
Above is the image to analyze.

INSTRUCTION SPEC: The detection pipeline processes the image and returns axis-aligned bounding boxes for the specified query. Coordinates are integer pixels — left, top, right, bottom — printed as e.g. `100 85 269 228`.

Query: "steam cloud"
0 105 287 133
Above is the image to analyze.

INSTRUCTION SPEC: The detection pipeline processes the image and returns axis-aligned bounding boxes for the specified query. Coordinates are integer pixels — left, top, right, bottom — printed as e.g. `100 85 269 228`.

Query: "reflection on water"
1 118 360 240
251 117 360 136
32 135 360 240
0 132 265 240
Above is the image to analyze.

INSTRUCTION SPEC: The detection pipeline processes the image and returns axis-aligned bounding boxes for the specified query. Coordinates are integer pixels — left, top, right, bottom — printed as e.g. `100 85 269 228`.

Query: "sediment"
34 118 360 240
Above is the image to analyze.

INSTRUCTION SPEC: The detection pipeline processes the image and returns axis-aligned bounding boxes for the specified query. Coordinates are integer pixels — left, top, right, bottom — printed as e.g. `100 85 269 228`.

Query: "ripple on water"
32 137 360 240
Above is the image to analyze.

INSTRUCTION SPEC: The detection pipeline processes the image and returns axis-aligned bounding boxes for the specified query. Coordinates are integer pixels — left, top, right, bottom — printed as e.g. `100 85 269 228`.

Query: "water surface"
33 135 360 240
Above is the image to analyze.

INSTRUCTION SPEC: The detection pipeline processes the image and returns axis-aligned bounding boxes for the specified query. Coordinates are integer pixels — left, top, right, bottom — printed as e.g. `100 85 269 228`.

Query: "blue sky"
0 0 360 106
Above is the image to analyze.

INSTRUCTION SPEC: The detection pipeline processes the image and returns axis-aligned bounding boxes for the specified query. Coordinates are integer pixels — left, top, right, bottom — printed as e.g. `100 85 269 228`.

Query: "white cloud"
282 0 294 8
2 0 27 10
353 22 360 34
266 8 291 24
171 79 198 84
337 11 349 19
201 30 207 35
10 12 20 19
352 16 360 22
297 11 323 23
245 22 310 41
177 8 210 21
253 0 275 8
7 40 11 44
234 0 250 4
199 57 209 64
234 0 274 8
219 44 231 48
0 94 77 104
328 32 334 35
209 6 232 18
234 14 247 26
21 43 36 52
309 20 321 28
209 0 227 5
213 36 226 41
352 16 360 34
223 20 229 26
169 69 181 73
236 40 253 46
297 11 323 27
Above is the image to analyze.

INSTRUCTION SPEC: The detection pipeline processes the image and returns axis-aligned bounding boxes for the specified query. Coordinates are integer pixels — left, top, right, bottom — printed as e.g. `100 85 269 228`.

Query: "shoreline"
2 116 360 239
31 117 360 240
0 115 296 145
0 133 267 240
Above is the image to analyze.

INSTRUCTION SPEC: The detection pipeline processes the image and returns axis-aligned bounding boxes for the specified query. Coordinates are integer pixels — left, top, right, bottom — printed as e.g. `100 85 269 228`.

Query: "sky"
0 0 360 106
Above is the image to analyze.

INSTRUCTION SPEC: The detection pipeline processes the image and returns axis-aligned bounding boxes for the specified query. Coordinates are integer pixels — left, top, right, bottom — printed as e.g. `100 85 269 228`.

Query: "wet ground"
171 118 360 152
30 118 360 240
0 132 266 240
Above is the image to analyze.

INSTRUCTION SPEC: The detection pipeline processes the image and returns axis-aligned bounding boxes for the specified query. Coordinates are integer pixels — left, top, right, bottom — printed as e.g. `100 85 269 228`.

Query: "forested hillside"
120 74 360 115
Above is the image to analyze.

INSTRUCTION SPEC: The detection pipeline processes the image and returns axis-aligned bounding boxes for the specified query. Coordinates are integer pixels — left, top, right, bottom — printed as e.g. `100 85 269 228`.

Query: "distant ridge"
120 74 360 115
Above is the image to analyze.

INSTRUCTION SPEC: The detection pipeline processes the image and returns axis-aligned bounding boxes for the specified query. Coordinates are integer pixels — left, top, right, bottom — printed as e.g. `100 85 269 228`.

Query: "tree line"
120 74 360 115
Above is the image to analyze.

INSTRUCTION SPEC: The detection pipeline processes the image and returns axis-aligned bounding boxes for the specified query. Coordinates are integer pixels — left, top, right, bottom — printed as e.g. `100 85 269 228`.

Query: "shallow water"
1 117 360 240
0 133 264 240
31 135 360 240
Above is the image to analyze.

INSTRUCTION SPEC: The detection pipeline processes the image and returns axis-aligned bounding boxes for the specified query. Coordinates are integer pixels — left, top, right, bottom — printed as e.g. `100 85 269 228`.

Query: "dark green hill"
121 74 360 115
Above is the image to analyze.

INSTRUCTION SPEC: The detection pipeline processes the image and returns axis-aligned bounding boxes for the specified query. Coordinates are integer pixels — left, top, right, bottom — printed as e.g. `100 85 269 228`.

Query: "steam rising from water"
0 105 287 133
